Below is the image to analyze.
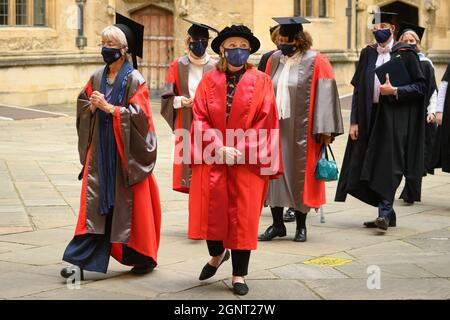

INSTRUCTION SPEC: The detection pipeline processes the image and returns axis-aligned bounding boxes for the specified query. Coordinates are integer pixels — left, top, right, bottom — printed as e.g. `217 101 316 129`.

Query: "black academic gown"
335 42 426 207
258 50 276 72
399 58 439 201
432 63 450 172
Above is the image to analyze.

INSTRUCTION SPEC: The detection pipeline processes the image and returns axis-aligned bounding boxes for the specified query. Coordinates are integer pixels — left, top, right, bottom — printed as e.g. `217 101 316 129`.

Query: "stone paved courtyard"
0 100 449 300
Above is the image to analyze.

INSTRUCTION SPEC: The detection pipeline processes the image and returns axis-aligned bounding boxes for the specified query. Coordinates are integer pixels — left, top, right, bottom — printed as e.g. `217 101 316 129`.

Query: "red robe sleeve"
161 59 181 131
190 77 225 164
242 73 283 178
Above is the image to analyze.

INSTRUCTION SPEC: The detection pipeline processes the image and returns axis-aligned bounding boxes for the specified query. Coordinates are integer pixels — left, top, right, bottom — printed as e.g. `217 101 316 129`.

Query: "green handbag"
315 145 339 182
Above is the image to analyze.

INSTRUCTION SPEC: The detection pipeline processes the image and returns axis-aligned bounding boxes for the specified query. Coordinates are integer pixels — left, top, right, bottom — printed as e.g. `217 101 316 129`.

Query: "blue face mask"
279 44 297 56
373 28 392 44
224 48 251 67
189 41 208 57
101 47 122 65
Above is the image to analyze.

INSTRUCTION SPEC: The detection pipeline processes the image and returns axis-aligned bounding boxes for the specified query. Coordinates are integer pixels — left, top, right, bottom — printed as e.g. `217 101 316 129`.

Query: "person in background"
161 19 218 193
335 11 426 232
259 16 343 243
397 22 438 204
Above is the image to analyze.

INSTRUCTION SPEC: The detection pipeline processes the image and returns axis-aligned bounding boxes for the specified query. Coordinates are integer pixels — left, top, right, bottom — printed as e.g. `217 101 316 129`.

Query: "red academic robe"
188 67 283 250
265 51 343 208
161 56 217 193
75 68 161 266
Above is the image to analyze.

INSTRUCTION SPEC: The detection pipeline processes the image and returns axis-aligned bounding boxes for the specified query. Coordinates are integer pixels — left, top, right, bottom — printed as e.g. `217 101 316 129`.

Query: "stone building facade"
0 0 449 107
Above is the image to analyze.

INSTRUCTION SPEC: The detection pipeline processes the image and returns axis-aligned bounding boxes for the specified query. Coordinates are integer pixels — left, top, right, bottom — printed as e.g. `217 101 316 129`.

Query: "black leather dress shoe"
60 266 84 281
131 264 155 275
374 216 390 230
364 217 396 228
283 208 296 222
232 281 249 295
293 228 307 242
258 225 287 241
199 250 230 281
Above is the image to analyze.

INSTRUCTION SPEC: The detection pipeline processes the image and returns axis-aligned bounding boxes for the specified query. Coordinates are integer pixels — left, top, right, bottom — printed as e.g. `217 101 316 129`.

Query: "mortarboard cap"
115 12 144 69
397 21 425 42
183 18 219 39
272 16 310 40
370 11 398 25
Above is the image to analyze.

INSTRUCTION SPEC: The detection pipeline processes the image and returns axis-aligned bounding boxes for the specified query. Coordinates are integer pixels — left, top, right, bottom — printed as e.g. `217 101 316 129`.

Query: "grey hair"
101 25 128 56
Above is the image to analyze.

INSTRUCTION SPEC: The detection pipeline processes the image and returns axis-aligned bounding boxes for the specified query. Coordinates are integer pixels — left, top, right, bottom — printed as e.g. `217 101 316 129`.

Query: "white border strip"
0 103 68 117
0 116 14 121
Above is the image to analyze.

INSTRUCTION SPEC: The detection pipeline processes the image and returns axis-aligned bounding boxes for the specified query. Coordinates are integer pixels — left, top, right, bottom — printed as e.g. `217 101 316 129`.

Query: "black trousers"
63 211 155 273
206 240 250 277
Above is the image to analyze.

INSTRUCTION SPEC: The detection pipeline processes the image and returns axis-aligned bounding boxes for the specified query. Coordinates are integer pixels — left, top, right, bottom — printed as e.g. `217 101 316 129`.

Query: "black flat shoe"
131 264 155 275
293 228 307 242
232 281 249 296
60 266 84 281
258 225 287 241
374 216 390 231
198 249 230 281
283 208 296 222
364 218 396 228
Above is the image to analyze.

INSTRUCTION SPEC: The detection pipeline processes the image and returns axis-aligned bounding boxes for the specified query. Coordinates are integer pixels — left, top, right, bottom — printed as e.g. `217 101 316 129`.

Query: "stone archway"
380 1 419 27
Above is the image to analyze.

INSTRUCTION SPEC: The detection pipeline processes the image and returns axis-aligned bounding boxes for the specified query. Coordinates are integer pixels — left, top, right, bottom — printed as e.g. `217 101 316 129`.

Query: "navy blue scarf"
97 60 134 215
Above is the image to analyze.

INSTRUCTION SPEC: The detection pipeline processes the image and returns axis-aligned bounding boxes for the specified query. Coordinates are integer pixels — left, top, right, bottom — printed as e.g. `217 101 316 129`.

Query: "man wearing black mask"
336 11 427 232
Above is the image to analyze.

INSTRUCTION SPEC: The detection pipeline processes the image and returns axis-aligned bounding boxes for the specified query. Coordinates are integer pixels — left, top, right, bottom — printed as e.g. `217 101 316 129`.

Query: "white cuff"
436 81 448 113
427 90 437 115
173 96 183 109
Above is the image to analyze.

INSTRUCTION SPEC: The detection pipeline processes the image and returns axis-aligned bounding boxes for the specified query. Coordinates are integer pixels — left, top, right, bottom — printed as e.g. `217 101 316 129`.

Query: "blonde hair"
101 25 128 56
271 26 280 45
399 30 423 52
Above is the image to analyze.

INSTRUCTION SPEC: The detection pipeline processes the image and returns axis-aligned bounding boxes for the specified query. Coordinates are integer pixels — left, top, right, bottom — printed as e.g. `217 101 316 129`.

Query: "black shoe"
258 225 287 241
232 281 249 296
60 266 84 281
364 218 396 228
131 264 155 275
374 216 390 231
199 250 230 281
283 208 296 222
403 198 414 205
293 228 307 242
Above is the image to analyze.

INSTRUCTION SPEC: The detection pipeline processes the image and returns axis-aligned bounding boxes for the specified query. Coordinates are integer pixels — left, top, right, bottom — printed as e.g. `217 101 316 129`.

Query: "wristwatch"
108 105 116 116
393 87 398 99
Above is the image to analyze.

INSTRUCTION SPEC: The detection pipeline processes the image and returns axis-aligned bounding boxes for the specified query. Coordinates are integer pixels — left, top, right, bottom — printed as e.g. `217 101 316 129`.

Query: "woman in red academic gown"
60 15 161 280
188 25 282 295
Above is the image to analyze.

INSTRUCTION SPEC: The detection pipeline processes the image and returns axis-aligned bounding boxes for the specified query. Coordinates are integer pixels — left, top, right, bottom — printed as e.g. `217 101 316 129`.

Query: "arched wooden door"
131 6 174 97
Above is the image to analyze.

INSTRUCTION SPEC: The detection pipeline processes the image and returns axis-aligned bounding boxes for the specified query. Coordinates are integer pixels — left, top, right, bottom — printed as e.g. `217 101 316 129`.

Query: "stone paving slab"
1 101 450 300
270 263 349 280
335 262 437 279
303 278 450 300
18 287 147 300
0 271 67 299
223 279 321 300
